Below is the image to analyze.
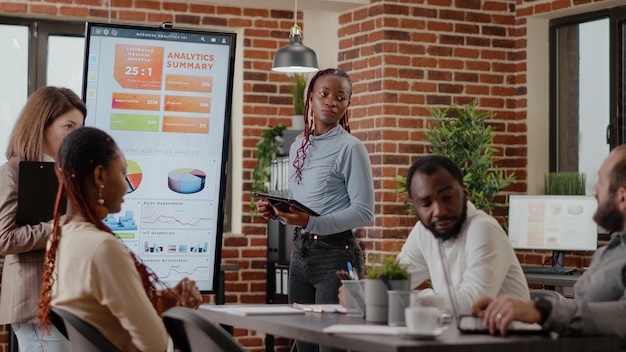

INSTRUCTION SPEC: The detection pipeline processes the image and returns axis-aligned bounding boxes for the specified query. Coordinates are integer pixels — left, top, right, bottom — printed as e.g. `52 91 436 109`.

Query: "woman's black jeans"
288 227 364 352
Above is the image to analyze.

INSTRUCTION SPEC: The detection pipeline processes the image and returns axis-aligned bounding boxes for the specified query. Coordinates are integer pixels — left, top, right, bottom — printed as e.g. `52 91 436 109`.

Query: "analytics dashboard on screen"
82 22 236 292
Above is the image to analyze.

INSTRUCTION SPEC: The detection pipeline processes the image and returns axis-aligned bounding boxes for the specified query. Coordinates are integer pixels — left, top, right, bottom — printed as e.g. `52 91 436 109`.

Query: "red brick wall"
336 1 525 263
0 0 609 350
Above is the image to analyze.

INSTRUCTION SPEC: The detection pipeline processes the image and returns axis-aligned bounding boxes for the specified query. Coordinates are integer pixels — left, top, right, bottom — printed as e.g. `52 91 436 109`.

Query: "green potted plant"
544 172 586 195
289 73 307 130
250 123 287 211
363 257 410 323
365 257 410 281
396 100 515 212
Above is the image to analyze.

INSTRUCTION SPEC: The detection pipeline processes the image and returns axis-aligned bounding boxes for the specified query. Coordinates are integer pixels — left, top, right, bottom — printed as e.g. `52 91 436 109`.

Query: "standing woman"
0 86 85 351
257 68 374 352
37 127 202 352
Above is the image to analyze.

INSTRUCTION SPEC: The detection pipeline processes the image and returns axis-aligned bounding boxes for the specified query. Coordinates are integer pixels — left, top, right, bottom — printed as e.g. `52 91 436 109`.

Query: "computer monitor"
507 194 598 267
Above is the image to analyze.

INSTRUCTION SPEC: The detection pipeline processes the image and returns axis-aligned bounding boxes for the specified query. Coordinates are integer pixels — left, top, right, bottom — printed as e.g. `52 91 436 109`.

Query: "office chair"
49 306 123 352
529 289 567 302
163 306 247 352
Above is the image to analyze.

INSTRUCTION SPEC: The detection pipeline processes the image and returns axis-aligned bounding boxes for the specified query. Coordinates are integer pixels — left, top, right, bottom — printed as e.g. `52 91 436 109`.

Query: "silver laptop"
437 238 545 335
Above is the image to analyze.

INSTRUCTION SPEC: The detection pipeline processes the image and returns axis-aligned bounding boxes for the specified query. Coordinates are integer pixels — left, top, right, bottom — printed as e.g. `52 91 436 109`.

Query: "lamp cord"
293 0 298 25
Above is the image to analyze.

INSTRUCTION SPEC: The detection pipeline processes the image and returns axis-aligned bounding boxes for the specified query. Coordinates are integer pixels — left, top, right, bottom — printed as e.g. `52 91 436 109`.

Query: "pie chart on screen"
167 168 206 194
125 160 143 194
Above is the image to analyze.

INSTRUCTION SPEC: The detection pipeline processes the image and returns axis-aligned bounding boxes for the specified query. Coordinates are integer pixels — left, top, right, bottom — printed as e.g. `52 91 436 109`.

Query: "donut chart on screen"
125 160 143 194
167 168 206 194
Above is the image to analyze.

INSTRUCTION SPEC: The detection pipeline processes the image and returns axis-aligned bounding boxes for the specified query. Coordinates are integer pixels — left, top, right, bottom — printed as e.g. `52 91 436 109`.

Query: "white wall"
304 9 340 70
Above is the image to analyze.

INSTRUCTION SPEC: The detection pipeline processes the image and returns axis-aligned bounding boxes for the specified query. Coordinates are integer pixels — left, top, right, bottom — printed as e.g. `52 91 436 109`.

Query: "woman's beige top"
51 220 168 352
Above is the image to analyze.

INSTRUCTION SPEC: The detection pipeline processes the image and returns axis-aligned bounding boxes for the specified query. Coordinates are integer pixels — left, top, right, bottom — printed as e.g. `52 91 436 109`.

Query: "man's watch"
534 297 553 325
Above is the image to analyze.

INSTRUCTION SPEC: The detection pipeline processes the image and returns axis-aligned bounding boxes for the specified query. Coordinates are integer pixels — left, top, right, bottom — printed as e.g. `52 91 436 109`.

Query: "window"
550 7 626 194
0 22 29 160
550 13 610 194
0 17 83 163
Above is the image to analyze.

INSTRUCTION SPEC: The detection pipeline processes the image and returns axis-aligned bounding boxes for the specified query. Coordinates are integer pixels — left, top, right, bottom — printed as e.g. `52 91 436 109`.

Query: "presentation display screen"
508 195 598 251
82 22 236 292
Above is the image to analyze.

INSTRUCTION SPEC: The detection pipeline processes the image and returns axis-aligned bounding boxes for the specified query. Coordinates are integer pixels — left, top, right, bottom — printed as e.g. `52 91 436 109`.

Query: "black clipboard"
17 161 66 225
252 192 320 216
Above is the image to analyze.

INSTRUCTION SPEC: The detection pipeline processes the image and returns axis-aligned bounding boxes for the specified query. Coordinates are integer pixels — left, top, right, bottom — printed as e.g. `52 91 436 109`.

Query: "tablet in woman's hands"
252 192 320 216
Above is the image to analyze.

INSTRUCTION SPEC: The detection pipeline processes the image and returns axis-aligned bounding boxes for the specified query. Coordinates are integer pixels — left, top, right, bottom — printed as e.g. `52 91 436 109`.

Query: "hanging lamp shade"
272 24 319 73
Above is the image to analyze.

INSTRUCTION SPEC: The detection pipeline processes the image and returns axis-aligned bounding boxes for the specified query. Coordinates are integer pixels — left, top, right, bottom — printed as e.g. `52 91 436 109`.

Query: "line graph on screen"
141 200 213 229
159 264 211 280
143 258 213 282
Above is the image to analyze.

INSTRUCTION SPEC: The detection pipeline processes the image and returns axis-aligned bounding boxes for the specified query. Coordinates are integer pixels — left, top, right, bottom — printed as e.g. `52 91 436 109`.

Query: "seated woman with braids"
37 127 203 352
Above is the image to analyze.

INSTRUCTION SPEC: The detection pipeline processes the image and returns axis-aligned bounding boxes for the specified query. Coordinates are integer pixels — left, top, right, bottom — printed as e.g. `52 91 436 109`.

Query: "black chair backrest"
50 307 123 352
163 306 247 352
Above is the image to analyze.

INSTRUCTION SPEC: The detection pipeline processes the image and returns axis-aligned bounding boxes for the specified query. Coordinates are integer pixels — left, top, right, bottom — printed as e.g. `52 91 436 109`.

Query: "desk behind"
525 273 580 297
524 273 580 287
198 305 620 352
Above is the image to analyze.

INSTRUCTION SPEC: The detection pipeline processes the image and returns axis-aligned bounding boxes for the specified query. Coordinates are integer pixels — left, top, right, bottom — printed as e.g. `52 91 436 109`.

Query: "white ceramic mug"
404 306 442 334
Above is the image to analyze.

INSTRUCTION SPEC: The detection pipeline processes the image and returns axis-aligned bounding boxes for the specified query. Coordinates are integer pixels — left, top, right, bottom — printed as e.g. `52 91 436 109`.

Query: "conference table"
198 304 621 352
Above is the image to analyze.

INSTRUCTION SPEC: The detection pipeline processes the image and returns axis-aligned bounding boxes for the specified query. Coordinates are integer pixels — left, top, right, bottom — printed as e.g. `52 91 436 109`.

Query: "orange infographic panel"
162 116 210 134
165 74 213 93
164 95 211 113
114 44 164 90
111 92 161 111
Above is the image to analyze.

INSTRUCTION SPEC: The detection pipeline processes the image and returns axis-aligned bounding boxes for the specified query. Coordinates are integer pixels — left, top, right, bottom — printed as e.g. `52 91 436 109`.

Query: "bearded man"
397 155 529 315
473 145 626 340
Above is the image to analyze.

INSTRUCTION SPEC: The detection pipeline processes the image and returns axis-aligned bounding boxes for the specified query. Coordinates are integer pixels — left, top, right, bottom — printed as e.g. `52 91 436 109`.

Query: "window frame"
0 16 84 95
548 7 626 171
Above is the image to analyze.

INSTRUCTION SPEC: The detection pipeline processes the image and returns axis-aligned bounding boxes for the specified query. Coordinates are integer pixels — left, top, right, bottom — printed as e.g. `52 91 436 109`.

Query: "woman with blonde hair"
0 86 85 351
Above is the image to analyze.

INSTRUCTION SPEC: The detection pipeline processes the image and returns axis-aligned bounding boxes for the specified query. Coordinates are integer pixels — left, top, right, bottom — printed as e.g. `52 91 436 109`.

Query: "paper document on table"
323 324 411 335
292 303 347 313
201 305 305 316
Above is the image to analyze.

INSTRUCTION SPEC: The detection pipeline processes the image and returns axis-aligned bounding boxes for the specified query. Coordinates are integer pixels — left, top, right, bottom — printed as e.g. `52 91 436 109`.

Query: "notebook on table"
16 161 66 225
437 238 546 335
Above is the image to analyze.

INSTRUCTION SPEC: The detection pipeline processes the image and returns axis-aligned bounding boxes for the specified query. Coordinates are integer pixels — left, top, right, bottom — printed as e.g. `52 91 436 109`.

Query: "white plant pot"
364 278 409 323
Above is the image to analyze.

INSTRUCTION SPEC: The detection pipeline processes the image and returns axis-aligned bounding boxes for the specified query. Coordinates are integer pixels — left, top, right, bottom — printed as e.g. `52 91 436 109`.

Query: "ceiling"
187 0 370 12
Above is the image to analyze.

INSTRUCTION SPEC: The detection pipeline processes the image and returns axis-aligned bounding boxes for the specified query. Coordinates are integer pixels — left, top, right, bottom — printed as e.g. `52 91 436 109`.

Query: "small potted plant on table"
363 257 410 323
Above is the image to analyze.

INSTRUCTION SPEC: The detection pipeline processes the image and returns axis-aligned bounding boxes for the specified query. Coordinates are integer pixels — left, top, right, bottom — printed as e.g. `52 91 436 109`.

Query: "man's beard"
426 201 468 241
593 196 624 234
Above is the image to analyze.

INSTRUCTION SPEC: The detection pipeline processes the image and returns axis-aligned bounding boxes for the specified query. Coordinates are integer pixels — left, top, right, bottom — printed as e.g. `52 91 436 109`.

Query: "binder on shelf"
275 268 282 294
281 268 289 295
